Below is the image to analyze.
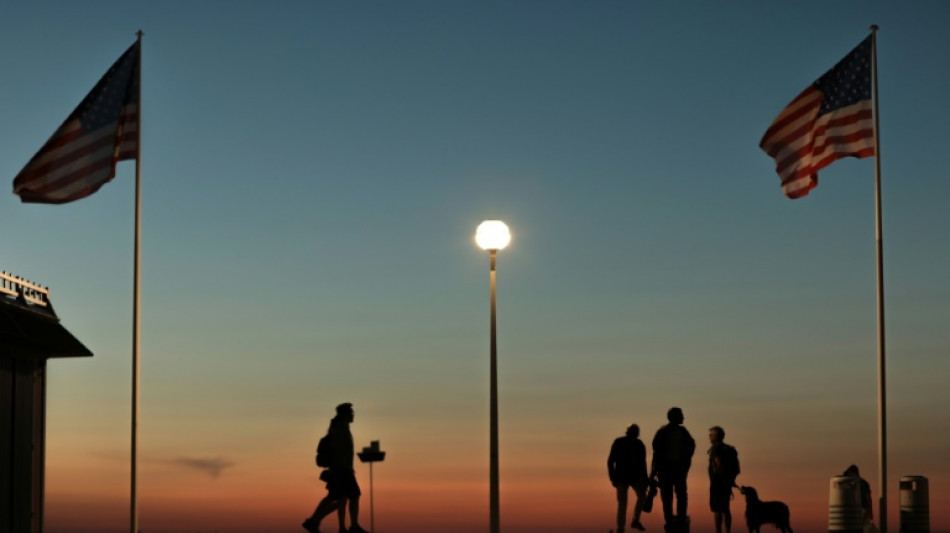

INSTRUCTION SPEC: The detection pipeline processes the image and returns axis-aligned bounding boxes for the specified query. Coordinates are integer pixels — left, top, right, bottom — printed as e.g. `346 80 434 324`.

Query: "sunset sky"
2 2 950 533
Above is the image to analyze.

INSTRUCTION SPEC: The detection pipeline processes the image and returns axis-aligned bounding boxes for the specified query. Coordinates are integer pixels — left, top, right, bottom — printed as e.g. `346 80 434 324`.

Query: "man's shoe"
302 518 321 533
348 525 370 533
632 522 646 531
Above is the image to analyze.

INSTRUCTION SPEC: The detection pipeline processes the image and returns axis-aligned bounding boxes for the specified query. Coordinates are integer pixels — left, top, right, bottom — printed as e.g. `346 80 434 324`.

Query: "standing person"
707 426 740 533
303 403 370 533
608 424 649 532
651 407 695 533
843 464 873 525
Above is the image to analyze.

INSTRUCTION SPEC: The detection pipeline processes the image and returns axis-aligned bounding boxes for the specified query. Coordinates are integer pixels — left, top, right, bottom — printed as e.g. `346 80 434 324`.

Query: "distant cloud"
90 450 236 479
167 456 236 479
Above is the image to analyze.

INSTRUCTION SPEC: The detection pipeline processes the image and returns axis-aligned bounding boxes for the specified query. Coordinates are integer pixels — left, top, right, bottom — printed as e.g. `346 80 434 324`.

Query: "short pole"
370 461 375 532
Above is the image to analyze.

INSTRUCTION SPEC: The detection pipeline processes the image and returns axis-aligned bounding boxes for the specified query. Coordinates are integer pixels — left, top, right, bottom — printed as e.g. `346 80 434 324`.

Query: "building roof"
0 272 92 359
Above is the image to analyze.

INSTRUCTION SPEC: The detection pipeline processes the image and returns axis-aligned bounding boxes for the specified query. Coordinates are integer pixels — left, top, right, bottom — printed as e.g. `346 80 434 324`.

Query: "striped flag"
760 36 874 199
12 41 139 204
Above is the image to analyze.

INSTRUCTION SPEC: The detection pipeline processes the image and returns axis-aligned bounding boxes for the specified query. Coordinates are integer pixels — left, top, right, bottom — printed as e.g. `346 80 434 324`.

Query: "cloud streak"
165 456 236 478
94 451 237 479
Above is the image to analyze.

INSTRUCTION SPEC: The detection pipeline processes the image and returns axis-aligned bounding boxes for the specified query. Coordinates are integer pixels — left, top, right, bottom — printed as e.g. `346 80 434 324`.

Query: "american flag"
12 41 139 204
760 36 874 199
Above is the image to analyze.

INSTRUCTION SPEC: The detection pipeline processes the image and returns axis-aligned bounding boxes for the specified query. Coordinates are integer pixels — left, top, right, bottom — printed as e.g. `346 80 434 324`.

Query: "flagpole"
870 24 887 533
131 29 143 533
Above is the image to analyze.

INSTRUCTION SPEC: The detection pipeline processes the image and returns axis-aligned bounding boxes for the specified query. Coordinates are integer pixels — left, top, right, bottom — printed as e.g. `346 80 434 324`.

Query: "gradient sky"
2 2 950 533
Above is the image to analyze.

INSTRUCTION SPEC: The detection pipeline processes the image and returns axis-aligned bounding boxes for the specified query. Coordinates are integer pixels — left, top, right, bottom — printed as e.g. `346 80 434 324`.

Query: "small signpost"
357 440 386 532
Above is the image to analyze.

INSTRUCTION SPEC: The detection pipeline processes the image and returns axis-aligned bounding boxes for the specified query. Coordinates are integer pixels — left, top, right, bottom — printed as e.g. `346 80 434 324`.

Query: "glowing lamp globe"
475 220 511 251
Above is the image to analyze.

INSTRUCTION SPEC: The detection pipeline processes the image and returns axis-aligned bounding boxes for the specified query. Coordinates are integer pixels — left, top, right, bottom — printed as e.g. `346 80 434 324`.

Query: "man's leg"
337 498 347 532
674 470 688 520
711 484 722 533
616 484 629 532
659 477 675 526
711 482 731 533
345 475 369 533
348 496 360 527
305 494 340 532
632 484 646 529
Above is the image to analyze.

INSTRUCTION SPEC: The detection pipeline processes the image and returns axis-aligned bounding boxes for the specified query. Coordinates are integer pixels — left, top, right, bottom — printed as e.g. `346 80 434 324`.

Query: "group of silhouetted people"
608 407 740 533
300 403 873 533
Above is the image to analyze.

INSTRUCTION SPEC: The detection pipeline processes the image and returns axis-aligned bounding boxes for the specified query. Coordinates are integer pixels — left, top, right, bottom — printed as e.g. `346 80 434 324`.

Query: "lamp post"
475 220 511 533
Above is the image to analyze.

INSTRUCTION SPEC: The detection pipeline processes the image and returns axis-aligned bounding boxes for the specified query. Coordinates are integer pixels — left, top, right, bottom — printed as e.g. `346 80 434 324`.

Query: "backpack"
315 433 332 467
719 444 740 481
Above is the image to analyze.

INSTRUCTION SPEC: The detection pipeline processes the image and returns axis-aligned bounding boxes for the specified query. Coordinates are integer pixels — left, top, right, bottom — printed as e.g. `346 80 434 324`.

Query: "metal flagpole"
131 29 143 533
869 24 887 533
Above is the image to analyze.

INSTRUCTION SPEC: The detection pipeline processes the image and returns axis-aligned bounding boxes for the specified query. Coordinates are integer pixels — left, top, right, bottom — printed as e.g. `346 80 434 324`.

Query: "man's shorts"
709 480 732 512
325 469 362 500
615 478 648 493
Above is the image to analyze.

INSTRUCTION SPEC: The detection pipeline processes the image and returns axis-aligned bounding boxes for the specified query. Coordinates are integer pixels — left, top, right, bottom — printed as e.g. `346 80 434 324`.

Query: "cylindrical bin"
900 476 929 533
829 475 863 533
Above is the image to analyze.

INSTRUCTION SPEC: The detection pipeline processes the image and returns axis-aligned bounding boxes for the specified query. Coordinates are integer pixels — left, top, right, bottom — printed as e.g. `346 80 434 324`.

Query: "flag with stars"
12 41 139 204
760 35 874 199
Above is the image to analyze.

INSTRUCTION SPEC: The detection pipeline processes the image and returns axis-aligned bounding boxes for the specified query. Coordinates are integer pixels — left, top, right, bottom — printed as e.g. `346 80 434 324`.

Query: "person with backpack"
707 426 740 533
608 423 649 532
651 407 695 533
303 403 370 533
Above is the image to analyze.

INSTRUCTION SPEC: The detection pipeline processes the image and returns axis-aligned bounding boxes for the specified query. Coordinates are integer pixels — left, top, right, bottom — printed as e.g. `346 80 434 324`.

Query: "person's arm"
607 441 618 485
635 440 649 482
684 428 696 470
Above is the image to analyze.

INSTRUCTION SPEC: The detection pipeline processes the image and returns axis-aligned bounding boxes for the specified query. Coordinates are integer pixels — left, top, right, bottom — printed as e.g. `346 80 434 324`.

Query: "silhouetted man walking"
707 426 740 533
609 424 649 532
652 407 695 533
303 403 370 533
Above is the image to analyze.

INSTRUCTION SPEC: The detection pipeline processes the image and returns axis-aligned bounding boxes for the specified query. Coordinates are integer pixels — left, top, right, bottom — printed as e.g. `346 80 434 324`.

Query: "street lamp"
475 220 510 533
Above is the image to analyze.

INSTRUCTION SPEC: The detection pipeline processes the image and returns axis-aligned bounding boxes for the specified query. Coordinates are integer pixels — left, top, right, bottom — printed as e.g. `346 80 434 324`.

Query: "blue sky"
2 2 950 532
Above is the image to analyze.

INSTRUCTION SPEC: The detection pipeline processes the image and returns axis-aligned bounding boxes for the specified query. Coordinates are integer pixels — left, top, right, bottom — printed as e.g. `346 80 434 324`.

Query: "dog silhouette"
739 486 793 533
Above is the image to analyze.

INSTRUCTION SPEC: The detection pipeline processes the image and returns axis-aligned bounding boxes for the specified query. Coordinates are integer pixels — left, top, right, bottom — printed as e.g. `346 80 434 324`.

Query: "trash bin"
829 475 863 533
900 476 929 533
